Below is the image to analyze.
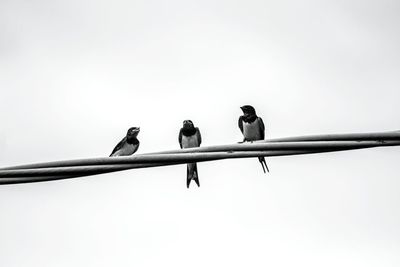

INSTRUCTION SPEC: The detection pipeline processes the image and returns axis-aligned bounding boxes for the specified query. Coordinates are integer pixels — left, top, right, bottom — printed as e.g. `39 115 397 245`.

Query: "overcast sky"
1 0 400 266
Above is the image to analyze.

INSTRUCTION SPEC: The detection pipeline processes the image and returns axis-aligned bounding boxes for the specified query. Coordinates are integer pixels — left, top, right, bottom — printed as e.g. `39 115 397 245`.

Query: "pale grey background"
1 0 400 266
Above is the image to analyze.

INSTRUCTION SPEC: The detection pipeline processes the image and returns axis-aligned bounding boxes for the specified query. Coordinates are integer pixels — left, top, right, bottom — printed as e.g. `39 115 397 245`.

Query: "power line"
1 131 399 184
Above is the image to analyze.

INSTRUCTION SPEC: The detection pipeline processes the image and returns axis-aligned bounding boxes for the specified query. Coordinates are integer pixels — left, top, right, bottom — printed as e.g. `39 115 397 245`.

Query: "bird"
178 120 202 188
238 105 269 173
109 127 140 157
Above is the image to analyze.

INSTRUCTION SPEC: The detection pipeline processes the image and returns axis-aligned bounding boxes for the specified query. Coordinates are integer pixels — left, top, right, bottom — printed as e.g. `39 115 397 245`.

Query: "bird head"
182 120 195 129
240 105 256 115
127 127 140 137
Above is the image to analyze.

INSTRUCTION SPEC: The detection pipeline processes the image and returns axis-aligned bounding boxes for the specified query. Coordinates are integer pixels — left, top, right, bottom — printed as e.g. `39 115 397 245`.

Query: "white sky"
1 0 400 266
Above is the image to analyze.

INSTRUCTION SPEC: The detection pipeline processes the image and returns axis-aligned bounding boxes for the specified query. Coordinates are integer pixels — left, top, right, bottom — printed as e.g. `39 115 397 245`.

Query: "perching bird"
109 127 140 157
179 120 202 188
238 105 269 173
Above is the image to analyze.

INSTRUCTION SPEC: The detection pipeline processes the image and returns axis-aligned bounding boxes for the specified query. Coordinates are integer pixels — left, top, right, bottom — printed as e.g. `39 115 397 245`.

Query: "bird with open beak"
109 127 140 157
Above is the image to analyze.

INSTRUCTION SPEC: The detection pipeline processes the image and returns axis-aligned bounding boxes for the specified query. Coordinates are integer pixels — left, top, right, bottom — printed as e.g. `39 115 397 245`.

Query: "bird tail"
187 163 200 188
258 157 270 173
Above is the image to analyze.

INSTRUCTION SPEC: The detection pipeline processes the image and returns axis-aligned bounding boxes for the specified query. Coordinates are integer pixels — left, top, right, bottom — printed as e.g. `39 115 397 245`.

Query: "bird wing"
258 117 265 140
195 127 202 146
238 116 244 133
110 137 127 156
178 129 183 148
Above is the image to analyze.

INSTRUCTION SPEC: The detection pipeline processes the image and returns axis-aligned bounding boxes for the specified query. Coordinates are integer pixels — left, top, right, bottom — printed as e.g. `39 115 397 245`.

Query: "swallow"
110 127 140 157
238 105 269 173
178 120 202 188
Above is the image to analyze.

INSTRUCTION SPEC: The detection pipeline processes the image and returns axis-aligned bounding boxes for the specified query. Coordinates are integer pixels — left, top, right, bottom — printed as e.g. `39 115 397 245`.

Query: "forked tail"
258 156 270 173
187 163 200 188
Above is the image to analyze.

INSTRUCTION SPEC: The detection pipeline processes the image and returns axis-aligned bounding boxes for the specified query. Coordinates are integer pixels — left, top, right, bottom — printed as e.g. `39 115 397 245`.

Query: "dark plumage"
110 127 140 157
179 120 202 188
238 105 269 173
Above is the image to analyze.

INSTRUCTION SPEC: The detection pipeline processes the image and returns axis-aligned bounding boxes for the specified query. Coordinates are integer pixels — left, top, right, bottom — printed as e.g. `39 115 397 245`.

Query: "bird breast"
113 142 138 156
181 135 200 148
243 121 262 141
